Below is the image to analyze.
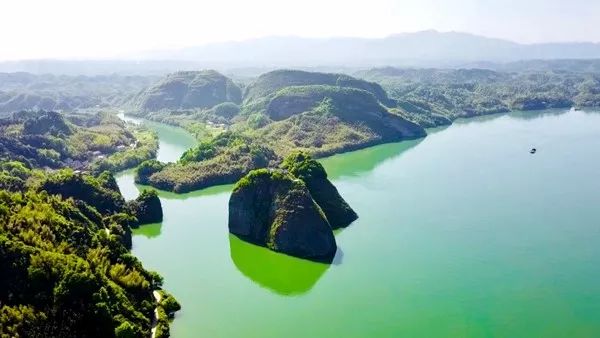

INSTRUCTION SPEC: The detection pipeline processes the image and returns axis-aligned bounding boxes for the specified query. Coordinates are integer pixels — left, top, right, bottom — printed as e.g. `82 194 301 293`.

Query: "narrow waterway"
117 109 600 337
115 114 196 200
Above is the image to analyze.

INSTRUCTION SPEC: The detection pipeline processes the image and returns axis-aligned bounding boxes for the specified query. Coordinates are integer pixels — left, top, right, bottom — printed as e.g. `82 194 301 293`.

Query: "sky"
1 0 599 61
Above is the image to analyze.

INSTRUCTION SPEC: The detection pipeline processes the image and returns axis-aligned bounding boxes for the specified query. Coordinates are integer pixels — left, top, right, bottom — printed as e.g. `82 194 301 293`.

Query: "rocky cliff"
128 189 163 226
228 169 337 263
281 151 358 229
228 152 358 262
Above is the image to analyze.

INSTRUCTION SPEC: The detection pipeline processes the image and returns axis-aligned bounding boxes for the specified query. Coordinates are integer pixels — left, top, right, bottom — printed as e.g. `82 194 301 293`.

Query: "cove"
116 109 600 337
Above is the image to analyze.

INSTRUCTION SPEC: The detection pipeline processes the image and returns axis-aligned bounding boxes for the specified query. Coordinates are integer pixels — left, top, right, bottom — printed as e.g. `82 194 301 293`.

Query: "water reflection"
452 111 506 126
228 234 330 296
115 169 233 201
507 108 569 121
149 184 233 200
132 222 163 238
320 138 423 180
453 108 572 127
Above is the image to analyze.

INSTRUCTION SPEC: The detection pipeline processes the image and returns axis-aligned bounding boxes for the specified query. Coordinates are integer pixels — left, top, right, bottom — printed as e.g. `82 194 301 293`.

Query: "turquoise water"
117 109 600 337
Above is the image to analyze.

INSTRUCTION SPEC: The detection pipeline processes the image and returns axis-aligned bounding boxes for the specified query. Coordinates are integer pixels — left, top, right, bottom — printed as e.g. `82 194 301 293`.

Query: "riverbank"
120 106 578 195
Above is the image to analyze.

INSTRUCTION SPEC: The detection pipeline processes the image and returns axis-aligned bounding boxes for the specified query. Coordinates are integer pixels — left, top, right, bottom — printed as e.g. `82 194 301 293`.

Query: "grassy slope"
247 85 425 156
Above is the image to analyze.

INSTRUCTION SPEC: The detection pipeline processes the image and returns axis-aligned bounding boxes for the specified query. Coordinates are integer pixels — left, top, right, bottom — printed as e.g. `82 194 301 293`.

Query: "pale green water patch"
228 235 330 296
321 138 423 180
133 222 163 239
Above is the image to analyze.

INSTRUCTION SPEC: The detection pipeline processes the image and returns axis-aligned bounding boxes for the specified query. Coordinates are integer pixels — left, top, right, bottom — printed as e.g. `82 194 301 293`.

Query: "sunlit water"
116 109 600 337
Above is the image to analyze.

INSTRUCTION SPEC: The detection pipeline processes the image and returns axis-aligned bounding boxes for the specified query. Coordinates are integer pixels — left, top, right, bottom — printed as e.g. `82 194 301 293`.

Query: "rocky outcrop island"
228 152 357 263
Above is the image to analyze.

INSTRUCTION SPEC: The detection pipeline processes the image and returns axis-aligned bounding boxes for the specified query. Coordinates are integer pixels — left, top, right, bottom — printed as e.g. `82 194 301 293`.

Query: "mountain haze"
2 31 600 75
146 31 600 66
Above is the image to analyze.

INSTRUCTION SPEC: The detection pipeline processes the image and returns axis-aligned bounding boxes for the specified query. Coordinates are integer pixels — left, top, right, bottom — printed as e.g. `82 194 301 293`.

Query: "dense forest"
0 161 178 337
0 73 157 115
0 110 175 336
357 67 600 127
132 70 242 112
0 111 158 174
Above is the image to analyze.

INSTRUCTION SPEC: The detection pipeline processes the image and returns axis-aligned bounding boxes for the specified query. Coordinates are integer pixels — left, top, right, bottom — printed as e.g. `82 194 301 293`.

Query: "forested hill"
468 59 600 73
132 69 425 193
357 67 600 126
0 111 158 173
131 70 242 112
0 163 179 337
0 110 177 336
242 69 394 106
3 60 600 117
0 73 157 114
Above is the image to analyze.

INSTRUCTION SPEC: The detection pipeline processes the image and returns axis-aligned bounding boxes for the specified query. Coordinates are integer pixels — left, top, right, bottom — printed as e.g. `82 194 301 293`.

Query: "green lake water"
116 109 600 337
117 113 197 164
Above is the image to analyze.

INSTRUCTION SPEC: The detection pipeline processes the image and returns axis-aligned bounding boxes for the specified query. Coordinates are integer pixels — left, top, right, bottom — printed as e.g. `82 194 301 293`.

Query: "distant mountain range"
2 31 600 75
144 30 600 66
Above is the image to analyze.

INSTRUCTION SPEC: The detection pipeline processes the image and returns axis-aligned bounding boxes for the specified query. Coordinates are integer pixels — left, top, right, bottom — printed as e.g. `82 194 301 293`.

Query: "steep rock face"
228 169 337 263
282 151 357 229
134 70 242 111
127 189 163 226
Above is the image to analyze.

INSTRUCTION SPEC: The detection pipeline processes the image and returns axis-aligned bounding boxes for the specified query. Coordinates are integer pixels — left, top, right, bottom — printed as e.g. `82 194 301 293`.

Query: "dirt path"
150 290 162 338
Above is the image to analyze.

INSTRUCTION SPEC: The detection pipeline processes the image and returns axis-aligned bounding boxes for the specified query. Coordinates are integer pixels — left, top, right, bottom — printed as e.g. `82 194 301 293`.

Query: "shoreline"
119 106 587 195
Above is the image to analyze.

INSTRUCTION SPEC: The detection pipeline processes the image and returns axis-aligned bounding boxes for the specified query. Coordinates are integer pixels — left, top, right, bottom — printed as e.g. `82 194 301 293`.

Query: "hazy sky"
1 0 599 60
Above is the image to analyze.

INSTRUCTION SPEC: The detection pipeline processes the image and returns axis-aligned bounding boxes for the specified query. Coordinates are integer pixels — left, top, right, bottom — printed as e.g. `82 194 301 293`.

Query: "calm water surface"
117 113 197 164
117 109 600 337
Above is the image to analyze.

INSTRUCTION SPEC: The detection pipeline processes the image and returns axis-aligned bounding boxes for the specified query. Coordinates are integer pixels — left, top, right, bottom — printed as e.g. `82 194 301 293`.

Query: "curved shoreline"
120 107 579 195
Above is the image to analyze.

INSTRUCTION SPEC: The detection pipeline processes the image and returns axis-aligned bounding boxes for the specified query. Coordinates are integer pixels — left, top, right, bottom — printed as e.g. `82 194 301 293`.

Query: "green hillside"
133 70 242 112
247 85 425 156
358 67 600 127
242 69 395 107
0 111 158 173
134 70 425 193
0 164 178 338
